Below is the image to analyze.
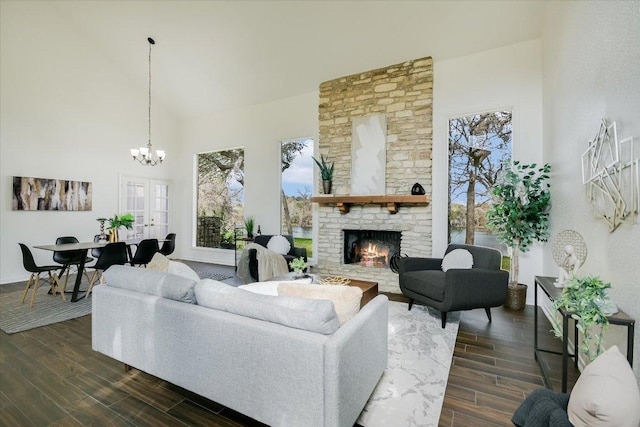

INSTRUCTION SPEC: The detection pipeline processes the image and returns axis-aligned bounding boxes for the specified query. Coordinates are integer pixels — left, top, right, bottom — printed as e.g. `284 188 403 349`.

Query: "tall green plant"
552 275 611 360
312 155 335 181
486 161 551 286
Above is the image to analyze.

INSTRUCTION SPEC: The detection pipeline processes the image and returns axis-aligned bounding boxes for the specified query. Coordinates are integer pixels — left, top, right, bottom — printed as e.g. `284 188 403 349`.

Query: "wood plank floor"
0 281 578 426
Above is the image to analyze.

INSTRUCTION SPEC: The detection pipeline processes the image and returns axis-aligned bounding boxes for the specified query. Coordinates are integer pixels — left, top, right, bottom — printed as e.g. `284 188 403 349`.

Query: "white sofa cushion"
104 265 197 303
567 345 640 427
277 283 363 324
195 279 340 335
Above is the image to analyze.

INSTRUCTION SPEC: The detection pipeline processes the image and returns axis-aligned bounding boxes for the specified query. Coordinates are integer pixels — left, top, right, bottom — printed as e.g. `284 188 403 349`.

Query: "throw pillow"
441 248 474 272
277 283 363 324
147 252 170 272
194 279 340 335
266 235 291 255
567 345 640 427
168 261 200 282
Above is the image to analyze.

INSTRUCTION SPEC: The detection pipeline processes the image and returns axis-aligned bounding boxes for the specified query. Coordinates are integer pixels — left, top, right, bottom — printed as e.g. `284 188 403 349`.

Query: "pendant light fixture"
130 37 165 165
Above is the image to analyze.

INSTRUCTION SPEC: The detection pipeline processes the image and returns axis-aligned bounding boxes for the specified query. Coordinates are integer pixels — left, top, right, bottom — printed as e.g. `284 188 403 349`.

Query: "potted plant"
289 257 308 278
106 213 135 242
312 155 335 194
244 215 255 239
487 161 551 310
220 228 236 249
552 275 613 361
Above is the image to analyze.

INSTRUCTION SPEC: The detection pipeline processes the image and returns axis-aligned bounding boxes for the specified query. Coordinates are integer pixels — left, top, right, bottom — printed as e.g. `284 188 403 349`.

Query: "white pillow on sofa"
277 283 363 324
567 345 640 427
441 249 474 272
267 235 291 255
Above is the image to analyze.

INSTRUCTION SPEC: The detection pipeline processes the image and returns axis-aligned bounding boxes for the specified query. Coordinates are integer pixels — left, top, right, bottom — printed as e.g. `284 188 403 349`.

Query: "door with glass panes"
120 176 170 240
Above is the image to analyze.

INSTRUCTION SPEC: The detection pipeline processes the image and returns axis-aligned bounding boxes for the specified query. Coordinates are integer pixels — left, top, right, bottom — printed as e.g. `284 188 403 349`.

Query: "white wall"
432 39 544 304
542 1 640 378
0 2 179 283
176 92 319 265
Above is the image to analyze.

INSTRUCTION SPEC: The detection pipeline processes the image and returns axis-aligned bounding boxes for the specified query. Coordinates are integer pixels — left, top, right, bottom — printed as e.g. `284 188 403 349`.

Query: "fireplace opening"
343 229 401 268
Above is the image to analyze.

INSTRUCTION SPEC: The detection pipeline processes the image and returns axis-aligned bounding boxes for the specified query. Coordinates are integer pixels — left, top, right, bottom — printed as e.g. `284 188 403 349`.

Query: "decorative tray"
317 276 351 286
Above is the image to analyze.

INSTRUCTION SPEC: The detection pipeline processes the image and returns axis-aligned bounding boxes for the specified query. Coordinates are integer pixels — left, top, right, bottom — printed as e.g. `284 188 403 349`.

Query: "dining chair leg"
29 275 41 307
85 270 99 299
50 272 65 301
21 273 35 304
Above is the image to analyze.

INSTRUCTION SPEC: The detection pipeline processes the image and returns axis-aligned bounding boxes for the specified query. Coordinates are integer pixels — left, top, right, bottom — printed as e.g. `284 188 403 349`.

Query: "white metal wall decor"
582 118 639 231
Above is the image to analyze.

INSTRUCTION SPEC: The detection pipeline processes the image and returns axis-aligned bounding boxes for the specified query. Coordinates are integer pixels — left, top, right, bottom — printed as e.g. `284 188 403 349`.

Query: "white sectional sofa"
92 265 388 427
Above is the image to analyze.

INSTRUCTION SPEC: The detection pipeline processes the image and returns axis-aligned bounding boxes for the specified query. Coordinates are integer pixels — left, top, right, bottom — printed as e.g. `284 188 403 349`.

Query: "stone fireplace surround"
313 57 433 293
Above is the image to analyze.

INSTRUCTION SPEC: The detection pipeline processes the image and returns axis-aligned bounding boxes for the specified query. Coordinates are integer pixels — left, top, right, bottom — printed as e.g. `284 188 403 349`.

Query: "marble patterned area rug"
0 284 92 334
357 301 460 427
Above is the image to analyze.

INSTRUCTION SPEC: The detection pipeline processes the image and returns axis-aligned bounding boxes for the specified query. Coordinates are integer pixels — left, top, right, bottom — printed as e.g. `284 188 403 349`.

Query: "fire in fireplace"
343 229 401 268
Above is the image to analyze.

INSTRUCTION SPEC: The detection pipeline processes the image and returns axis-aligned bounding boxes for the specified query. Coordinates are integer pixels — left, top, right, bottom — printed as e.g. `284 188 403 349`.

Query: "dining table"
34 238 167 302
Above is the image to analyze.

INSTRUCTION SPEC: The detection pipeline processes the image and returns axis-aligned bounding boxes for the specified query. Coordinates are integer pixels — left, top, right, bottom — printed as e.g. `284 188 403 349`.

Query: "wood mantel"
310 195 430 214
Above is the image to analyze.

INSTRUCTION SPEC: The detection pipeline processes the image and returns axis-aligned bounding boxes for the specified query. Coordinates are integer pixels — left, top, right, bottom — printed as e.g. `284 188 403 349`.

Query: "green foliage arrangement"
312 155 335 181
552 275 611 361
107 213 135 230
244 216 255 236
487 161 551 286
289 257 308 272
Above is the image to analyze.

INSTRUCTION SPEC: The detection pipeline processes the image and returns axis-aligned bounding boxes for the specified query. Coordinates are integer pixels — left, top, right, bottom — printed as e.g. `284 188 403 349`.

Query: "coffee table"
343 278 378 308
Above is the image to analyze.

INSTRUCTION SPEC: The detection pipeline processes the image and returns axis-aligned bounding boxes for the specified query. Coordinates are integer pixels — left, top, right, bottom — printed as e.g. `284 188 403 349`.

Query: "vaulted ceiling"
49 1 545 118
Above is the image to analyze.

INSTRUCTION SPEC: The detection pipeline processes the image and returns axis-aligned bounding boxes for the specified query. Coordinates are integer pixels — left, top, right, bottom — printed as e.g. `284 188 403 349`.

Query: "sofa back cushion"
194 279 340 335
104 265 197 303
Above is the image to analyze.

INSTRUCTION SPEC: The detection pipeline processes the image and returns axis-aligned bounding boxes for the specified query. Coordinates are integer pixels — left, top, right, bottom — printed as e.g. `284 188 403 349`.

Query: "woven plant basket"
505 283 528 310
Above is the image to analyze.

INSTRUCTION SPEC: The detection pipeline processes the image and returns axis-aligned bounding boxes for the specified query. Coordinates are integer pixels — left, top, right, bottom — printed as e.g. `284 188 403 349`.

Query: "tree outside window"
196 148 244 248
448 111 512 251
281 138 314 258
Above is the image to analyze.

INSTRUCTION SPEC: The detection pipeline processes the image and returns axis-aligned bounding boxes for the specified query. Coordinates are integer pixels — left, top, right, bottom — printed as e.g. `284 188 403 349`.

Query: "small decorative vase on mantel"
322 180 332 195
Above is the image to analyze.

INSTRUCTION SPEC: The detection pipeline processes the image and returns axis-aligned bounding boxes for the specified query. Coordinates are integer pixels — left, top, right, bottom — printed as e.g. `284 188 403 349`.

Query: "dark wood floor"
0 281 578 427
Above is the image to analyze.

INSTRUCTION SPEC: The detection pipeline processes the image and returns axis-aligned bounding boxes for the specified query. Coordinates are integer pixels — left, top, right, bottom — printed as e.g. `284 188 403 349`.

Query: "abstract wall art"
582 119 638 232
12 176 93 211
351 114 387 195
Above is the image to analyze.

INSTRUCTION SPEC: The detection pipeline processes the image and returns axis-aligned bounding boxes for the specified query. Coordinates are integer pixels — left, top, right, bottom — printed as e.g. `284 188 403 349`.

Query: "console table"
534 276 635 392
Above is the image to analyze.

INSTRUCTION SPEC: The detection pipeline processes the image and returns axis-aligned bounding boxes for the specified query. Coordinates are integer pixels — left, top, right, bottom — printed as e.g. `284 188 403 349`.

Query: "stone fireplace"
313 57 433 293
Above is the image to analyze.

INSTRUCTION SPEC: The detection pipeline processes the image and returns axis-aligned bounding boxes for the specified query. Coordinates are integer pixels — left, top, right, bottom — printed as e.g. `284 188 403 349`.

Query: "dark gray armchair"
248 234 307 281
398 244 509 328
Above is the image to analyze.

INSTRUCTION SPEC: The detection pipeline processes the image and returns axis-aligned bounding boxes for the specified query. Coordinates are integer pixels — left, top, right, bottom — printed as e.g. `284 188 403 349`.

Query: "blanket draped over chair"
237 243 289 283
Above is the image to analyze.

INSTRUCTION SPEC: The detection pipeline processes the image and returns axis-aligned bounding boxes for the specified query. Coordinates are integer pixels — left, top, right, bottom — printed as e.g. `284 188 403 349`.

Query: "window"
196 148 244 248
448 111 512 250
281 138 314 258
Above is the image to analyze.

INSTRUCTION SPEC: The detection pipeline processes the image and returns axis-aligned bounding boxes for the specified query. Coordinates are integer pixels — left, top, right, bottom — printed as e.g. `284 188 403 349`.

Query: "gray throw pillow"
194 279 340 335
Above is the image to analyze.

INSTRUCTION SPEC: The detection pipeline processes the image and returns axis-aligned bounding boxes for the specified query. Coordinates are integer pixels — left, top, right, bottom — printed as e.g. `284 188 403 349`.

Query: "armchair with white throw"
398 244 509 328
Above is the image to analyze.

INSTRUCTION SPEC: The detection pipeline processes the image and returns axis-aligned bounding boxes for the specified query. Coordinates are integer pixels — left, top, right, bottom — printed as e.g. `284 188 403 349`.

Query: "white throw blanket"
237 243 289 283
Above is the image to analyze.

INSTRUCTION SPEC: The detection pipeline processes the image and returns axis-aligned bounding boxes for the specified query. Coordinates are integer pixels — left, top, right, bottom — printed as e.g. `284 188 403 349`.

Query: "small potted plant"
244 216 255 239
289 257 308 278
106 213 135 242
552 275 614 361
312 155 335 194
487 161 551 310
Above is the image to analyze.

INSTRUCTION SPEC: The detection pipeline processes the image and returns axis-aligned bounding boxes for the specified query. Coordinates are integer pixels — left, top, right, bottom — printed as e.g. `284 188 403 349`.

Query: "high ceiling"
48 1 545 118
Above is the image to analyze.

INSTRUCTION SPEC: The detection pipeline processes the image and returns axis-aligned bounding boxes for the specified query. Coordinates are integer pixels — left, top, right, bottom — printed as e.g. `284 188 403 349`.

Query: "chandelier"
130 37 165 166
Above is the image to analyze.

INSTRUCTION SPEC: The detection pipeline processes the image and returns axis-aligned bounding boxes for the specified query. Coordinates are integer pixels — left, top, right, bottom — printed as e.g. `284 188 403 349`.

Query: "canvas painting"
351 114 386 195
12 176 92 211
